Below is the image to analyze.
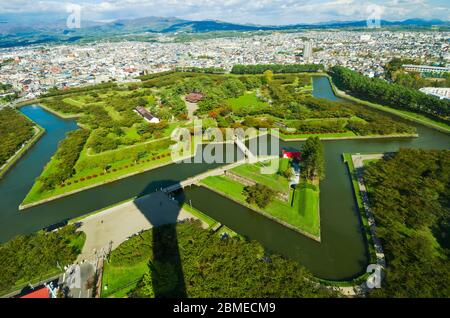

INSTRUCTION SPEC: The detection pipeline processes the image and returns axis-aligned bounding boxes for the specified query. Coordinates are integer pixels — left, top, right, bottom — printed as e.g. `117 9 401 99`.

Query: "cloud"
0 0 448 24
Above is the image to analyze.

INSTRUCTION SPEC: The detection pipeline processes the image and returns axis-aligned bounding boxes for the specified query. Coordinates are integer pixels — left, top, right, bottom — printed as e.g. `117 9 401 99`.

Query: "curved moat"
0 77 448 280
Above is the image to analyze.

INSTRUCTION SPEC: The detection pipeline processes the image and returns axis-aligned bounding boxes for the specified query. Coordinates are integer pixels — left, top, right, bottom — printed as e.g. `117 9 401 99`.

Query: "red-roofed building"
282 150 302 160
20 286 50 298
185 93 204 103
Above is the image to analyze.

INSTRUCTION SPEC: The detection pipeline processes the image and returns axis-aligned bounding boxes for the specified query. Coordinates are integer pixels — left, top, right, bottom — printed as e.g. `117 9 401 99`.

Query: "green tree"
242 184 275 208
301 137 325 181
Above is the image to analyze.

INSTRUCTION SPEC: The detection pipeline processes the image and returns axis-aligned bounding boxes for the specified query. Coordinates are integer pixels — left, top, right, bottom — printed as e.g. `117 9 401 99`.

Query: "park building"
134 106 160 124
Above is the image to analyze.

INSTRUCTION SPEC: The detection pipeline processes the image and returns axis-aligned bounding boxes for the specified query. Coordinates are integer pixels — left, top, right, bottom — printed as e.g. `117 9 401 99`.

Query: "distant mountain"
159 18 450 33
0 15 448 48
161 20 266 33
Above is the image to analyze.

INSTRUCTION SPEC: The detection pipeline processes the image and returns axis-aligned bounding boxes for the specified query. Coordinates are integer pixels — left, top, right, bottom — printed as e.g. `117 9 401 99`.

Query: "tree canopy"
364 149 450 297
0 225 85 293
301 137 325 181
242 184 275 208
107 220 338 298
0 108 34 167
231 64 324 74
330 66 450 122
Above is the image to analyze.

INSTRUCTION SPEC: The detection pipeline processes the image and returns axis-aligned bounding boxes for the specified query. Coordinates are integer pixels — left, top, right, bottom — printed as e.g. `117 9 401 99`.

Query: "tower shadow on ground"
133 180 187 298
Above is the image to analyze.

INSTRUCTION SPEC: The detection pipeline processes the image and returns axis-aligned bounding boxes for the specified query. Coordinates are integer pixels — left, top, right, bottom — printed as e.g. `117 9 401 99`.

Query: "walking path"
351 154 386 269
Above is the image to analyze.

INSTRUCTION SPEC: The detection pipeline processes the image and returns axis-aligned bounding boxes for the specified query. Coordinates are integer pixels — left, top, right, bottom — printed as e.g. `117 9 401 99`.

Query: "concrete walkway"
184 98 198 121
76 192 205 262
351 154 386 268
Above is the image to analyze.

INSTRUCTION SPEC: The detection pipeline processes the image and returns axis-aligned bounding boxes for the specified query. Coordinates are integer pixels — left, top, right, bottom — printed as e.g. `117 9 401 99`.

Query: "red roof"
20 287 50 298
185 93 204 103
282 150 302 160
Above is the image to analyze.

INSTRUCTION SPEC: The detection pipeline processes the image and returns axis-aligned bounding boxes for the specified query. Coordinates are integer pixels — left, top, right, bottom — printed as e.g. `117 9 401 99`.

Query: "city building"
419 87 450 100
403 64 450 74
303 42 313 62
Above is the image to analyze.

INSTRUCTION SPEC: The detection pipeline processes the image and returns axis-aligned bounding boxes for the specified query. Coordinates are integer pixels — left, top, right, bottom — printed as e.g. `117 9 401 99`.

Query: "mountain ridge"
0 15 448 48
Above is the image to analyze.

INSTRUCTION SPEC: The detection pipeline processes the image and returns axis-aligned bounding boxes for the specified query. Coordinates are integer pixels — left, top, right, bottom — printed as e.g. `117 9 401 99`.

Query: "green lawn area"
230 158 290 193
226 91 269 112
294 184 320 231
22 148 175 206
63 97 86 107
101 260 148 298
201 175 320 238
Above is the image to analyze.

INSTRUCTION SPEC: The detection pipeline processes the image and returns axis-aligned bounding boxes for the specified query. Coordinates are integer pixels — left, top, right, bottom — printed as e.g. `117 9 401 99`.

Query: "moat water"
0 77 448 280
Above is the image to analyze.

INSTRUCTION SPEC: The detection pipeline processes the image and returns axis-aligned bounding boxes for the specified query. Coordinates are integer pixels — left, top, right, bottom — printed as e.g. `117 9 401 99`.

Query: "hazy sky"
1 0 449 25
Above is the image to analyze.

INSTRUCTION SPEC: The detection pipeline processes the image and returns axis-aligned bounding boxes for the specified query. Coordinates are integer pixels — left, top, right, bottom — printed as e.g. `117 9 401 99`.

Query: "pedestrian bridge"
233 135 257 163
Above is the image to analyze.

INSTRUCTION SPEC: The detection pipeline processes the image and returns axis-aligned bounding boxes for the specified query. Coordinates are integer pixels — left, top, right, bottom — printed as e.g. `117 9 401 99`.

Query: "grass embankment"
280 131 356 140
102 260 148 298
201 175 320 239
21 151 174 207
230 159 290 193
342 153 376 264
180 203 219 229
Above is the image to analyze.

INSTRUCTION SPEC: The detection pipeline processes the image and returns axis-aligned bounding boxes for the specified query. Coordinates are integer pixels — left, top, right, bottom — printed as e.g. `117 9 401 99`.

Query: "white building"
419 87 450 100
403 64 450 74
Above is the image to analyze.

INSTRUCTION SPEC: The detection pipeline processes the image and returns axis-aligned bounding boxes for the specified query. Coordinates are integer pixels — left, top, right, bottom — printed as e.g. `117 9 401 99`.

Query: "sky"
0 0 449 25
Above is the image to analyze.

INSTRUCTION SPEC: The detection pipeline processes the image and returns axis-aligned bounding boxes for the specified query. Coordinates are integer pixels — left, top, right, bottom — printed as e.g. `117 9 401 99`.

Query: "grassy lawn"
230 158 290 193
295 185 319 229
201 175 320 237
226 91 269 112
63 97 86 107
101 261 148 298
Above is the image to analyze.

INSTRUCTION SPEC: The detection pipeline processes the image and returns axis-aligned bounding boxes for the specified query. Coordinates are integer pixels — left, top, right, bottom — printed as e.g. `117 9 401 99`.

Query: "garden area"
23 69 416 206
